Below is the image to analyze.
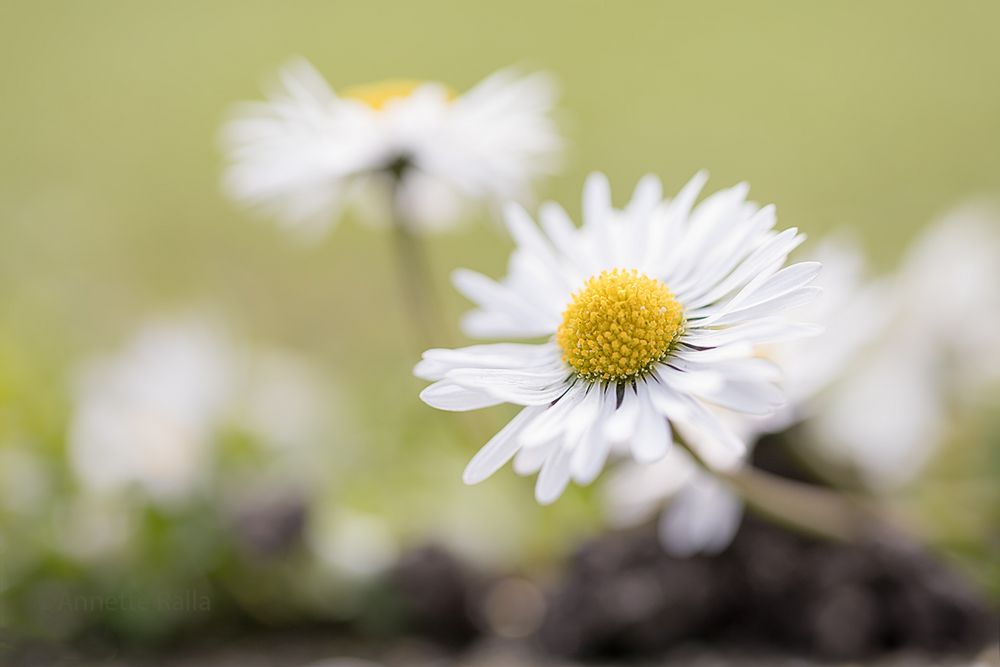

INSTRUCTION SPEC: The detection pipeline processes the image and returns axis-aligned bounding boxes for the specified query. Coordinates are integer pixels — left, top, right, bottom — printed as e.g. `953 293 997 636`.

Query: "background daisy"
222 59 562 237
808 205 1000 489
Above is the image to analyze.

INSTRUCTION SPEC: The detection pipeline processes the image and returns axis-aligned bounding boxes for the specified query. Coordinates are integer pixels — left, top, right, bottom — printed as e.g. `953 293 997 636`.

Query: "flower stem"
720 465 871 542
683 444 904 544
387 174 445 350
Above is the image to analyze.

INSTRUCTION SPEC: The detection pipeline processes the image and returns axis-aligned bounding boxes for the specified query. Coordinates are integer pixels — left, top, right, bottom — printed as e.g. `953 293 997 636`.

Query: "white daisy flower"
809 203 1000 490
894 202 1000 391
307 506 399 581
807 335 944 490
604 237 886 555
67 316 235 503
603 444 742 556
416 172 821 504
222 59 562 236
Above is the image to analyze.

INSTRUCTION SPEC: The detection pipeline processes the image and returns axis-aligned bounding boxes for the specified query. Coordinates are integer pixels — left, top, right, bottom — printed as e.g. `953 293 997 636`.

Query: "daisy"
67 315 341 504
605 237 886 554
416 172 822 504
893 202 1000 391
221 59 562 236
67 316 235 503
809 203 1000 490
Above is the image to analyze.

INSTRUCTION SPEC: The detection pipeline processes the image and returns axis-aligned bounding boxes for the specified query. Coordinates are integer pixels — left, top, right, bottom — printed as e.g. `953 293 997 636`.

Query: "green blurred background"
0 0 999 647
3 0 1000 352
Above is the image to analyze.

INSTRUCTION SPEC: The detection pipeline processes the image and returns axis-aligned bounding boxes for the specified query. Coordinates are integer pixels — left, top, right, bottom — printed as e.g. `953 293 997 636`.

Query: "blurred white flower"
417 172 821 504
66 313 351 507
808 203 1000 490
67 316 235 503
808 336 944 489
235 349 330 453
222 59 562 236
307 506 399 580
895 202 1000 392
604 237 884 555
603 444 744 556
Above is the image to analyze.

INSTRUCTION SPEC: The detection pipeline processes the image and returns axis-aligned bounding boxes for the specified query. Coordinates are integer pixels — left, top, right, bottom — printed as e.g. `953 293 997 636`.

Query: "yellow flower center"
341 79 452 110
556 269 685 382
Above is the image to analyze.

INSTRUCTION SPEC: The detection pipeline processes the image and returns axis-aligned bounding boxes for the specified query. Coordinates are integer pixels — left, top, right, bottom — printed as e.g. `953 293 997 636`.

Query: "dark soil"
538 515 998 661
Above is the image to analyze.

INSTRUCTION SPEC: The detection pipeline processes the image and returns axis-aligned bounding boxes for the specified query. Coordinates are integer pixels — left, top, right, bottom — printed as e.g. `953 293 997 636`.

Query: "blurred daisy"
605 237 886 554
308 505 399 580
235 349 331 453
222 59 561 236
605 446 744 557
809 203 1000 490
894 202 1000 392
808 335 944 490
68 316 235 503
417 172 821 503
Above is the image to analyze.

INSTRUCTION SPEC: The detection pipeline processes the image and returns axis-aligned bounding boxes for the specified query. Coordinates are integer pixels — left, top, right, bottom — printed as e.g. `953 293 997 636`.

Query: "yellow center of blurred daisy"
556 269 685 382
342 80 452 110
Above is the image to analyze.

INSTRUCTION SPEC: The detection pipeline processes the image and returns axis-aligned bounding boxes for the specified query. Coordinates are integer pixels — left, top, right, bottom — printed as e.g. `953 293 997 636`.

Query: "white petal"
571 390 616 484
463 406 544 484
697 380 785 416
672 343 755 364
415 342 557 380
645 377 694 422
683 228 805 310
582 172 612 228
519 385 586 446
452 269 547 326
460 310 552 339
571 425 612 485
658 473 743 557
713 261 822 315
646 171 708 270
667 182 751 284
698 286 822 327
603 385 640 443
655 366 725 395
672 414 746 472
667 355 782 384
682 318 823 347
446 367 568 405
562 385 605 447
631 389 672 463
419 380 505 411
671 204 776 301
648 382 747 470
539 201 576 243
625 174 663 219
503 202 557 264
513 440 555 475
535 444 573 504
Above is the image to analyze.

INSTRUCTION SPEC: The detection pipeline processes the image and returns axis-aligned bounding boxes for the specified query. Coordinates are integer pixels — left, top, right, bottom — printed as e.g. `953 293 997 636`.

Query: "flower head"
604 236 886 555
417 173 821 504
221 59 562 236
67 316 235 503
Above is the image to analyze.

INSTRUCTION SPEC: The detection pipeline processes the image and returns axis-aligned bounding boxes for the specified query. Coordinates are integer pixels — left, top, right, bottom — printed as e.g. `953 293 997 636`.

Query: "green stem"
683 443 899 544
388 175 445 350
